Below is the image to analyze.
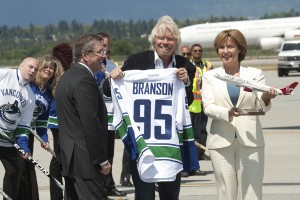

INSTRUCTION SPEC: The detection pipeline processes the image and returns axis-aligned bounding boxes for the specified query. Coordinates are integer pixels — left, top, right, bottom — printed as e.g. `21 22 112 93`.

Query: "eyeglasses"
182 52 191 56
193 49 202 52
88 50 108 56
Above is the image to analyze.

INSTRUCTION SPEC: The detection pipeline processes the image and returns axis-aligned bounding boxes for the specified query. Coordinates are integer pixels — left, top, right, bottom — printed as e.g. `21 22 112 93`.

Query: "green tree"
71 19 83 33
111 39 134 55
57 20 69 33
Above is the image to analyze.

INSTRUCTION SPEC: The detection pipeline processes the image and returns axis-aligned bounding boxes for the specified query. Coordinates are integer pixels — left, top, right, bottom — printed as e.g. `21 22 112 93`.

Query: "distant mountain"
1 0 300 27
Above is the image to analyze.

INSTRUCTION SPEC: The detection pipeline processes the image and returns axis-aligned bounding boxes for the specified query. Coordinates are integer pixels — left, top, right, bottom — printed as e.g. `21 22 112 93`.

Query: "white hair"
148 15 181 50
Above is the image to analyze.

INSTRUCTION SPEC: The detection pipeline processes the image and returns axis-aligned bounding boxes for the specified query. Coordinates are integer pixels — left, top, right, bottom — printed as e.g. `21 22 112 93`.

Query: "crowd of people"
0 15 278 200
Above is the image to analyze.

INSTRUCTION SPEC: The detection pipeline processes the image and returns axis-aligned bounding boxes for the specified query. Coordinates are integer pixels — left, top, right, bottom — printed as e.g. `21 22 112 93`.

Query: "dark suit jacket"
55 63 108 179
117 50 195 105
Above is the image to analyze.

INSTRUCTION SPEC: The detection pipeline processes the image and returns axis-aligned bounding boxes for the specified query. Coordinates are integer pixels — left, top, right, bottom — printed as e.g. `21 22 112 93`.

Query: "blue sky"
1 0 299 27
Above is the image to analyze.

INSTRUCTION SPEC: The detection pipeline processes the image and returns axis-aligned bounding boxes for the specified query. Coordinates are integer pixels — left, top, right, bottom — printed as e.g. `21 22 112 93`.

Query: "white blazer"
202 66 271 149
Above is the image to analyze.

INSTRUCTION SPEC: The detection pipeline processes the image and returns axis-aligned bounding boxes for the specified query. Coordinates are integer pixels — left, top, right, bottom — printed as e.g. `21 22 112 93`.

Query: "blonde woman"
23 55 63 200
31 55 63 147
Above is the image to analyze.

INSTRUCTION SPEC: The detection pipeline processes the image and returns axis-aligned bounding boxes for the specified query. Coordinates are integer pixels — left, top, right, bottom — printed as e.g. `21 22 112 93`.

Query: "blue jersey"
30 83 52 142
47 99 58 129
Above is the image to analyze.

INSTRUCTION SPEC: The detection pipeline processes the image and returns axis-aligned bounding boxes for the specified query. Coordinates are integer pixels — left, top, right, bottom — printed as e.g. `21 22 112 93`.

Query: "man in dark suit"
55 33 111 200
106 16 196 200
94 32 127 197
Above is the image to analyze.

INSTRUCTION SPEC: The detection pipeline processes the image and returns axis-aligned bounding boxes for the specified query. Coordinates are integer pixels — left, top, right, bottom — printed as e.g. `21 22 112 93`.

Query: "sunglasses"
193 49 202 52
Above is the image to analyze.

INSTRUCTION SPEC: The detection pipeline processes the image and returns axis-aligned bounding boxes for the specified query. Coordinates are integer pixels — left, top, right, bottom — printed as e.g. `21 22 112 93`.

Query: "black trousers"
190 110 208 158
19 133 39 200
104 130 116 192
0 146 27 200
64 177 107 200
131 159 181 200
120 147 131 180
50 129 63 200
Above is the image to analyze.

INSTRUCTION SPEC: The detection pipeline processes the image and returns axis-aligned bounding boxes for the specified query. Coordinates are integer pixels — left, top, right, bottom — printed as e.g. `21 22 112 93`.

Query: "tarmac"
1 71 300 200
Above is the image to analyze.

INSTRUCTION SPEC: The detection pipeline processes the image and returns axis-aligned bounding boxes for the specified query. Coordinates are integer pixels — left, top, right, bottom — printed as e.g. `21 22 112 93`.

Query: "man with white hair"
106 15 199 200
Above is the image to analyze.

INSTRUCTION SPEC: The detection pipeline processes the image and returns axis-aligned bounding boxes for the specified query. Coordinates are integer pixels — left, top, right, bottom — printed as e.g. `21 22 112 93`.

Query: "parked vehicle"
277 40 300 77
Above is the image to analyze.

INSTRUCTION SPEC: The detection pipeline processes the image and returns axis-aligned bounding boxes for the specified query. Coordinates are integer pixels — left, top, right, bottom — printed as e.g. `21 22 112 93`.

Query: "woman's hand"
41 142 50 151
261 87 277 106
229 107 241 121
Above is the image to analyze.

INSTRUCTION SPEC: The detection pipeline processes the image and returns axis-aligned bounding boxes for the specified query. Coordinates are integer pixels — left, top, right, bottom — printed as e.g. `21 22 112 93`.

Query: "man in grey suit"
56 33 111 200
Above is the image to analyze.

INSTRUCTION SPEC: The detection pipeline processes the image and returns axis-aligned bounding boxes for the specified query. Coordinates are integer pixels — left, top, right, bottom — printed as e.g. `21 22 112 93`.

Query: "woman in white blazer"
201 29 277 200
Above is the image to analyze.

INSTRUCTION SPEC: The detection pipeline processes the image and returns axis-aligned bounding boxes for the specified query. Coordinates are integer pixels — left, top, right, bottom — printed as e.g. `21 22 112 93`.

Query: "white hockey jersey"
111 68 199 183
0 68 35 149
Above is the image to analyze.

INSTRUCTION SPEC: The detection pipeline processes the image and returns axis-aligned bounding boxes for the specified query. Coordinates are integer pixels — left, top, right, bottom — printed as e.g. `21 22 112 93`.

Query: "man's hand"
175 68 189 85
109 67 123 79
99 162 111 175
22 152 31 159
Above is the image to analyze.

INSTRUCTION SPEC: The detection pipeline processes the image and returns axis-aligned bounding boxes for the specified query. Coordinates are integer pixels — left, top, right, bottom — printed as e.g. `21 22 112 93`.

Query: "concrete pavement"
1 131 299 200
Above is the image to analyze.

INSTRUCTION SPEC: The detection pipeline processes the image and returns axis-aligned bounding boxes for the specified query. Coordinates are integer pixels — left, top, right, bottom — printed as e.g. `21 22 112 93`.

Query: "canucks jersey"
95 59 117 131
0 68 35 152
111 68 199 183
48 99 58 129
30 83 52 142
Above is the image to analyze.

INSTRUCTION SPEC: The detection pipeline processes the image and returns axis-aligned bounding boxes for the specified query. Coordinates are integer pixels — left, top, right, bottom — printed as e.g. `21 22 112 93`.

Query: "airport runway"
211 57 279 71
0 70 299 200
